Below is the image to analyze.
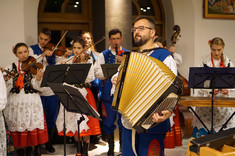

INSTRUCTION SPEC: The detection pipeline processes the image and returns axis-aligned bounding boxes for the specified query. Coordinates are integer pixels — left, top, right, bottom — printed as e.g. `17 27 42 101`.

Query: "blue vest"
30 44 55 65
101 48 128 102
148 48 173 133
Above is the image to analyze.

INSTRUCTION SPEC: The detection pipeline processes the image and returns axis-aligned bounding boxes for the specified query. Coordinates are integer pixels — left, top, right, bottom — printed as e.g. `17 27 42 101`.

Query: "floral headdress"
208 40 212 46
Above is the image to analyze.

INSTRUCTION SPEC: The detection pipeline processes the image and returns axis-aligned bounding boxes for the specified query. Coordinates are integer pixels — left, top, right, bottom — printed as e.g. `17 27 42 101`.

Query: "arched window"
38 0 91 47
38 0 165 47
132 0 165 37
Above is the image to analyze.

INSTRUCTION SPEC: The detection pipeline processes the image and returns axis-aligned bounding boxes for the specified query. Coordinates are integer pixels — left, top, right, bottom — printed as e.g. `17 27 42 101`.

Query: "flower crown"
208 40 212 46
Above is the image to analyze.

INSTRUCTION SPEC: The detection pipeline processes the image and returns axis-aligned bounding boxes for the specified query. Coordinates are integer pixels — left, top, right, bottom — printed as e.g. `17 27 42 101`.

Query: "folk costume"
56 56 101 137
3 61 48 148
121 47 177 156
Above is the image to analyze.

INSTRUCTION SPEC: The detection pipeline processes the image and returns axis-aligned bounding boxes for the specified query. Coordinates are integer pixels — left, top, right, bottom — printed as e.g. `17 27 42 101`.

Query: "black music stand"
48 83 101 156
48 83 101 119
41 63 92 156
41 64 91 87
188 67 235 134
101 63 120 78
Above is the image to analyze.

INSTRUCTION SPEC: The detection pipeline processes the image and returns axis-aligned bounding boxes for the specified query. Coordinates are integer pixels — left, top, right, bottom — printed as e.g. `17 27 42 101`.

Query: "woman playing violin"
56 37 101 156
3 42 48 156
28 28 61 153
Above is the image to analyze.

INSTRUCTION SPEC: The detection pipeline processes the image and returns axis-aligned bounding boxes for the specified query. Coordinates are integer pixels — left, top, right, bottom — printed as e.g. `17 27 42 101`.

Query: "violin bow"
20 31 68 74
37 30 68 60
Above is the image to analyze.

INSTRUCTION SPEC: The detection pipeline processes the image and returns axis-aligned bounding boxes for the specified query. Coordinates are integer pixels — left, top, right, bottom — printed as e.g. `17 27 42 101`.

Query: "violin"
73 52 90 63
43 43 69 56
0 68 17 81
38 30 69 59
66 36 105 64
21 56 44 75
1 69 17 77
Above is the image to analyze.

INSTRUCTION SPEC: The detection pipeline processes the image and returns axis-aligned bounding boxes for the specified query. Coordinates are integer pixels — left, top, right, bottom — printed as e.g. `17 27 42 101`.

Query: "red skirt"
58 88 101 137
11 115 48 147
164 104 182 148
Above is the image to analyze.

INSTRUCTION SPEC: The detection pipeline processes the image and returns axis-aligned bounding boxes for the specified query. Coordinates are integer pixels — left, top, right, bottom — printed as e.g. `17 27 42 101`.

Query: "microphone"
115 44 118 55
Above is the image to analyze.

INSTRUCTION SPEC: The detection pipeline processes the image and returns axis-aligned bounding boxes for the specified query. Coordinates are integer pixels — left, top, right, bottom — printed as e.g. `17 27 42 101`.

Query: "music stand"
41 64 91 87
48 83 101 156
41 63 93 156
48 82 101 120
188 67 235 133
101 63 120 78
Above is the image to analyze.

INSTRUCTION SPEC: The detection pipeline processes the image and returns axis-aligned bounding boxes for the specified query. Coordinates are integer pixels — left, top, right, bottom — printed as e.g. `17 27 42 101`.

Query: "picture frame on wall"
204 0 235 19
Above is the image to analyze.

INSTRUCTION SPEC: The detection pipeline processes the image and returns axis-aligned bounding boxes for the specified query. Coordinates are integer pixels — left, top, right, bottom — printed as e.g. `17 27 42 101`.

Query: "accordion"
112 52 183 132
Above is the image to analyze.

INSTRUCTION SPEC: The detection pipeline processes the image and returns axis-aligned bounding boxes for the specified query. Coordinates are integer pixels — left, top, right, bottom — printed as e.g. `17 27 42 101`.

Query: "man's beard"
134 35 147 46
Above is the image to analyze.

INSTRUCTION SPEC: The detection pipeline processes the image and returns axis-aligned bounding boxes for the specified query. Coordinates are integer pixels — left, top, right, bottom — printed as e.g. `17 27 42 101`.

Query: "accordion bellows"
112 52 183 132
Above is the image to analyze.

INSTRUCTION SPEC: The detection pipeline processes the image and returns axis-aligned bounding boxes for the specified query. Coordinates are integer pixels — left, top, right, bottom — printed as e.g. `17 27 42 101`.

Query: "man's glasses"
131 26 153 32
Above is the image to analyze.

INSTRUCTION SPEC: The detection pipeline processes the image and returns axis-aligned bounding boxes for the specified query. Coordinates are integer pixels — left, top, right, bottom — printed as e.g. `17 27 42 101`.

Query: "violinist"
56 37 101 156
29 27 59 153
29 28 55 65
3 43 48 156
81 32 99 63
94 28 129 155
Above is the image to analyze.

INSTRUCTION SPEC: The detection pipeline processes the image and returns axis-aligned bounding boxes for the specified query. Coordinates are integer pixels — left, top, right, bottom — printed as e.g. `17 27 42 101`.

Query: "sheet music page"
62 82 100 117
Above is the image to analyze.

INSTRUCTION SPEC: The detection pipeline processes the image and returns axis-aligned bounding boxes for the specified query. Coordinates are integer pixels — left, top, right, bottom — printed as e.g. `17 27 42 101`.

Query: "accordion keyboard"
141 93 178 130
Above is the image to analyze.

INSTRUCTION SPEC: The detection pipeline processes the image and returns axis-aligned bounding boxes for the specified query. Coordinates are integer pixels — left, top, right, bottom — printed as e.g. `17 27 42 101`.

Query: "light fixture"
74 5 77 8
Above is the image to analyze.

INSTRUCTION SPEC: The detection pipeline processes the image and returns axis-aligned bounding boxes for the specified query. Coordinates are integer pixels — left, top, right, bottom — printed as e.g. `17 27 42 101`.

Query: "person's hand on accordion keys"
152 110 172 124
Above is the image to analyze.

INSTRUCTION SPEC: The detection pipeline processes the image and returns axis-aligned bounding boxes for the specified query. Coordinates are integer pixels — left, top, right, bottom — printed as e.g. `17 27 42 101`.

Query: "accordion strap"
131 129 138 156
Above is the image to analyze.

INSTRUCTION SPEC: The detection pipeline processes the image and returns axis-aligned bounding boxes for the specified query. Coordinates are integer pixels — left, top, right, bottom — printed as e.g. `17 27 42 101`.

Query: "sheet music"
62 82 100 117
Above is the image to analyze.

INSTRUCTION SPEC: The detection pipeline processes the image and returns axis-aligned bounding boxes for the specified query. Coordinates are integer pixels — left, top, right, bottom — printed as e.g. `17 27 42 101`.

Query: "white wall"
0 0 39 67
170 0 235 79
171 0 195 79
192 0 235 66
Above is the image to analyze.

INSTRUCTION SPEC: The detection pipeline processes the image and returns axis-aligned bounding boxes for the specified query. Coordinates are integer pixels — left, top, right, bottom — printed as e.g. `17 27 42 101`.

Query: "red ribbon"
211 54 225 67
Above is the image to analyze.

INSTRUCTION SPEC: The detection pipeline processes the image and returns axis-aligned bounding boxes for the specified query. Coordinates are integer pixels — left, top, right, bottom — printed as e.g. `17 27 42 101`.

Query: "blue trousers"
41 95 59 129
122 127 166 156
102 99 123 134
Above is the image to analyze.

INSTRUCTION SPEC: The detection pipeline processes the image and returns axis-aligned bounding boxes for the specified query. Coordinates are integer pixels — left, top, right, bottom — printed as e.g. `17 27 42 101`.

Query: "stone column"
105 0 132 50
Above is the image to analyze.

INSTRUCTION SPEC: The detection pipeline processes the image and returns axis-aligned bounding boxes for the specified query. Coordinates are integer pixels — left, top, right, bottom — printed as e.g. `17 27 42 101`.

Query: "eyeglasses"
131 26 153 32
110 37 121 41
